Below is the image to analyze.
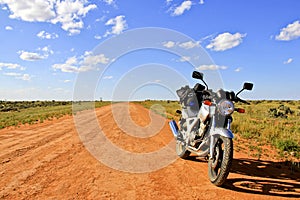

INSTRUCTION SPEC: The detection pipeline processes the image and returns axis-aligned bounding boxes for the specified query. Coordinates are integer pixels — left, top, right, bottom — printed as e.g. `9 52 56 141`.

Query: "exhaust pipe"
169 120 179 138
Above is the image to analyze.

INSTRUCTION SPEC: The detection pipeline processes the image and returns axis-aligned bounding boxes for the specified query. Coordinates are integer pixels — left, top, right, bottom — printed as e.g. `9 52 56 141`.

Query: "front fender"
210 127 234 139
209 128 234 159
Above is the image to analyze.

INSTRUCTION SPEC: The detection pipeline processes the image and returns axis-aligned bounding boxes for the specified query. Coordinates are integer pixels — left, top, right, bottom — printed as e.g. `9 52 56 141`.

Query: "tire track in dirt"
0 120 76 198
0 103 299 199
0 116 73 158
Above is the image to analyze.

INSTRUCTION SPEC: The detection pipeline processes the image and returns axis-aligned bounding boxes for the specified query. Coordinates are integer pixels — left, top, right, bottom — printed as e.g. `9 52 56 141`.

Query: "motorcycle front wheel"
208 136 233 186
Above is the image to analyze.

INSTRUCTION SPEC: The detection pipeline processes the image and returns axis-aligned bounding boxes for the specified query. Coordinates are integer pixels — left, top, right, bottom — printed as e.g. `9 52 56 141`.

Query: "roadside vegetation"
138 100 300 160
1 100 299 161
231 100 300 160
137 100 181 120
0 101 110 129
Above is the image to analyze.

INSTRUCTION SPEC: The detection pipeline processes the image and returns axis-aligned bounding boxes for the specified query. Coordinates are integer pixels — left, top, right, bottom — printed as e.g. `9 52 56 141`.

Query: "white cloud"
0 0 97 35
172 1 192 16
96 16 106 22
19 51 46 61
82 52 109 65
3 72 21 76
179 41 200 49
5 26 13 30
51 0 97 35
68 29 81 35
276 21 300 41
206 32 246 51
52 53 110 73
196 64 228 71
104 15 127 37
199 0 205 4
39 46 54 55
52 56 79 73
179 56 191 62
234 67 242 72
3 72 31 81
17 74 31 81
19 46 53 61
162 40 200 49
163 41 176 48
0 0 56 22
284 58 293 64
103 76 113 79
94 35 102 40
37 30 58 39
200 34 215 42
166 0 173 5
0 62 25 70
103 0 115 5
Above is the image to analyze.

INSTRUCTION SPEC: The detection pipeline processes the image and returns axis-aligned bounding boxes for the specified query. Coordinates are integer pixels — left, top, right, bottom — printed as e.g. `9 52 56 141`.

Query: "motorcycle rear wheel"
208 136 233 186
176 140 191 159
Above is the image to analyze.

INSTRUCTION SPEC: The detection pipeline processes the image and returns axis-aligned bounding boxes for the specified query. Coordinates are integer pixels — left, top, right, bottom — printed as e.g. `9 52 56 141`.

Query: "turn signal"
236 108 245 113
203 100 212 106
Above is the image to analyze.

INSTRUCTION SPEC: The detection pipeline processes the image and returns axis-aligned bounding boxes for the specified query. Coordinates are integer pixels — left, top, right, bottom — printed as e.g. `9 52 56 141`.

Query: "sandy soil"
0 103 299 199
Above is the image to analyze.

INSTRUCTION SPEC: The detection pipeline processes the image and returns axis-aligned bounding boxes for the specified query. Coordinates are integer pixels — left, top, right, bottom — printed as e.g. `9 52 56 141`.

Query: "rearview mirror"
192 71 204 80
243 82 253 91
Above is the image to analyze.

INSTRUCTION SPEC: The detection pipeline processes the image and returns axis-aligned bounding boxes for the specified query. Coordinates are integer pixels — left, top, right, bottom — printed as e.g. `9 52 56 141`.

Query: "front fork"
209 115 233 160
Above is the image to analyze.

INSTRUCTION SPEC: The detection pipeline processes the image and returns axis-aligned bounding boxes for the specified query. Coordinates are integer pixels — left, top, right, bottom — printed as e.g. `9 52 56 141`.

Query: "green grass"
231 101 300 159
136 100 181 120
0 101 111 129
139 100 300 159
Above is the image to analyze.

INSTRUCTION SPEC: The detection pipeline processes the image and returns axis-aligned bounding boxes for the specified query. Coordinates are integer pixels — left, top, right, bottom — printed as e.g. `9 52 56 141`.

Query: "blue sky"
0 0 300 101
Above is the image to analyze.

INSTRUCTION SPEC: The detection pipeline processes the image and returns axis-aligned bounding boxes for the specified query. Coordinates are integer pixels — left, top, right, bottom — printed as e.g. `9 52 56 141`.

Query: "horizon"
1 99 300 102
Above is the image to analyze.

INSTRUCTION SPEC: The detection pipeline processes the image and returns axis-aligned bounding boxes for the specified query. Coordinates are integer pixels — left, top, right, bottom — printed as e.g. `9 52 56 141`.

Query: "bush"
278 104 294 114
268 108 287 118
268 104 294 118
275 139 300 153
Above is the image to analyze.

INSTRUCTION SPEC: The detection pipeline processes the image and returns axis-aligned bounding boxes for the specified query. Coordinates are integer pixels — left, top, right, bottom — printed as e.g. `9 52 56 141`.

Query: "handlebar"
197 89 250 105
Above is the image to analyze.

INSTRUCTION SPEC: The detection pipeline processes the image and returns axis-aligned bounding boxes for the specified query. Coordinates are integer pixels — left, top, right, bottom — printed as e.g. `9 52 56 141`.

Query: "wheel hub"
211 147 220 169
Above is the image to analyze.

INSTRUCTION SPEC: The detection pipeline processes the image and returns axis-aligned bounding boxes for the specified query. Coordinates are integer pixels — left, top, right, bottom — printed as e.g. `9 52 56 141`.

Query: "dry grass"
139 100 300 160
0 101 111 129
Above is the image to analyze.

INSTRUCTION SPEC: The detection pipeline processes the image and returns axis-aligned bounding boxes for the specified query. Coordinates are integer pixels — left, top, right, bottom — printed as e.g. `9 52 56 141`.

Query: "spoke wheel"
208 136 233 186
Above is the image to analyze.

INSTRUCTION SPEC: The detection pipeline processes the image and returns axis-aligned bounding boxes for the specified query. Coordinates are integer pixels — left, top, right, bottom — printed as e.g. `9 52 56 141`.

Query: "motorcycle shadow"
223 158 300 198
185 155 207 163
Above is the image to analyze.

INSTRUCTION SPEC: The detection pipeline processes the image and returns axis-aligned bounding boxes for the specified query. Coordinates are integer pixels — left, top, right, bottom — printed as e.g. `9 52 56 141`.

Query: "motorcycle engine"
179 117 201 147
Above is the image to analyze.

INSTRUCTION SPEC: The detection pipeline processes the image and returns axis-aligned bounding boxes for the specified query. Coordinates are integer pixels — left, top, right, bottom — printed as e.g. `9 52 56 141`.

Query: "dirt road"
0 103 299 199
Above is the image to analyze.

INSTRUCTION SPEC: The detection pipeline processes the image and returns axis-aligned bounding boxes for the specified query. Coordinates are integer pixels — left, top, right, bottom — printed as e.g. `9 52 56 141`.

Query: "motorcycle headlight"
218 100 234 116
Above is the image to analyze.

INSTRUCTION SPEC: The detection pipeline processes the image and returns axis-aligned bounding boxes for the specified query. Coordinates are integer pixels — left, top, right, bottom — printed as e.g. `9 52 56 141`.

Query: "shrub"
268 104 294 118
268 108 287 118
278 104 294 114
275 139 300 153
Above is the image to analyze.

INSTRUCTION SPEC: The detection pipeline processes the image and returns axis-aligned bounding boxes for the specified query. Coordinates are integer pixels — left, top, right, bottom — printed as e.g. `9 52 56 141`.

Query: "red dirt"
0 103 299 199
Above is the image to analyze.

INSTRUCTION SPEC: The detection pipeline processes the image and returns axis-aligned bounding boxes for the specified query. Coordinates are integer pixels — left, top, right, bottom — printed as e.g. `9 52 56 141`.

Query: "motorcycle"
169 71 253 186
